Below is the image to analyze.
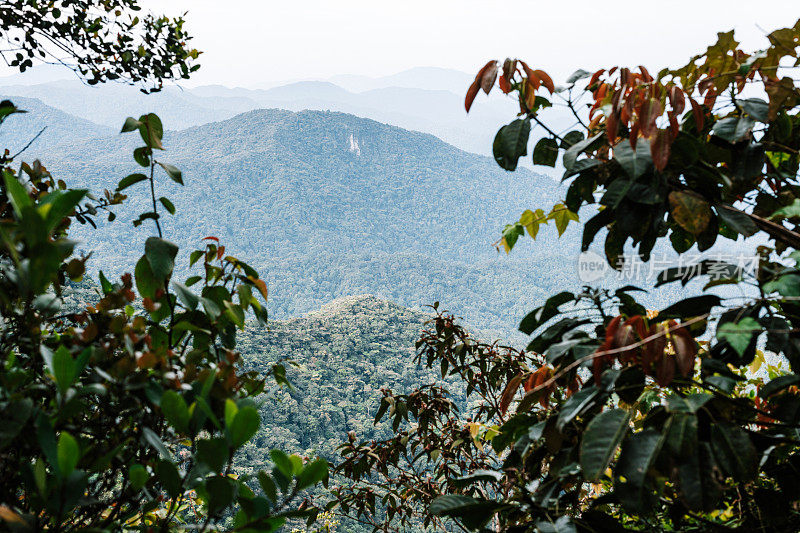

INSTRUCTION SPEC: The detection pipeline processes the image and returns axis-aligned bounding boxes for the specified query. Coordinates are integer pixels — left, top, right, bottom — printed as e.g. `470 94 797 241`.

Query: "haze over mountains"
0 65 569 157
2 96 580 338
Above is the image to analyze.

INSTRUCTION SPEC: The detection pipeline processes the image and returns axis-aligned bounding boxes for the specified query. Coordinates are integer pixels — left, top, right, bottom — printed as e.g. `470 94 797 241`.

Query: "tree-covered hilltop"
235 295 438 472
5 101 576 337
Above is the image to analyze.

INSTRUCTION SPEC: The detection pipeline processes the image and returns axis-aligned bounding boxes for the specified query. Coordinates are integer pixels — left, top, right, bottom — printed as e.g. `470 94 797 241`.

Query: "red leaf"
629 121 640 149
655 353 675 387
639 65 653 82
203 236 219 242
465 79 480 112
642 324 667 373
534 69 555 94
589 69 605 88
520 61 541 91
499 374 523 415
650 129 671 171
480 61 498 94
703 88 718 109
605 315 623 343
499 74 512 94
671 326 698 377
502 58 517 82
668 86 686 115
689 98 705 130
639 97 662 138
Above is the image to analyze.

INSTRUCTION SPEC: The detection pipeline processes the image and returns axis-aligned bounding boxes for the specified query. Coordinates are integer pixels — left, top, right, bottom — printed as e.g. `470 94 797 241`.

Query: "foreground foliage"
334 19 800 532
0 104 328 530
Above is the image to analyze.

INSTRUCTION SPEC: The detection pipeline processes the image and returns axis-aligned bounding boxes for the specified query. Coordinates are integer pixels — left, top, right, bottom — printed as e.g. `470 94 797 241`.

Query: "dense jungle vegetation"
4 1 800 532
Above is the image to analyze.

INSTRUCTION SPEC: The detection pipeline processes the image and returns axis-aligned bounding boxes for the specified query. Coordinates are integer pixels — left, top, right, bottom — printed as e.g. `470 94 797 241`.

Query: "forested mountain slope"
5 101 576 336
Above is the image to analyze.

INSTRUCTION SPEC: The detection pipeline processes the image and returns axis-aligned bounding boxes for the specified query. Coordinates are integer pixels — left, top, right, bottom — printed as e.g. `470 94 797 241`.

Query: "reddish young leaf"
639 98 662 138
589 69 606 88
669 86 686 115
480 61 498 94
651 129 672 171
629 126 641 152
534 69 555 94
502 58 517 82
499 74 512 94
639 65 653 82
520 61 541 91
655 352 675 386
671 326 698 377
465 79 480 112
703 88 718 109
642 323 667 373
499 374 523 415
690 98 705 130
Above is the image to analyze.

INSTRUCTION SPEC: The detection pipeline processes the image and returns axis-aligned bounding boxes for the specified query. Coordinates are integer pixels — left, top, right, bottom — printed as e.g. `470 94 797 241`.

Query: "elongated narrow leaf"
580 409 630 481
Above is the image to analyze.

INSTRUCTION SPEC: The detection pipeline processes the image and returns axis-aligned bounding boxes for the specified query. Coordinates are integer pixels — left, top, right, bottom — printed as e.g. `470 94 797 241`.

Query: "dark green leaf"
580 409 630 481
533 137 559 167
144 237 179 283
117 173 148 191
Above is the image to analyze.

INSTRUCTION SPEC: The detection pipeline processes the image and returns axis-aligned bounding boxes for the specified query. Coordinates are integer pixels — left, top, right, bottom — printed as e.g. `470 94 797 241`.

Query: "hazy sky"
143 0 800 88
1 1 798 89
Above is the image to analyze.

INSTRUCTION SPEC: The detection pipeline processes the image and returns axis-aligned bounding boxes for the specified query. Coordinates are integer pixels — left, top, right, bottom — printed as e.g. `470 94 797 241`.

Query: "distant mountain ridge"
0 70 529 156
1 99 578 337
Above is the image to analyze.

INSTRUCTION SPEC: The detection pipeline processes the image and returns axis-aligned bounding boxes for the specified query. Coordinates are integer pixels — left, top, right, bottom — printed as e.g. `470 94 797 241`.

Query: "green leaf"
205 476 235 515
197 438 230 472
230 406 260 448
156 459 181 497
600 178 633 209
656 295 721 321
158 162 183 185
712 116 755 143
537 516 577 533
739 98 769 122
429 495 503 531
760 375 800 398
533 137 559 167
142 427 172 460
564 133 603 170
710 423 757 480
296 459 328 490
50 345 76 394
129 464 149 490
133 147 150 167
160 390 190 434
98 270 113 294
270 449 293 477
665 413 698 458
159 197 176 215
258 470 278 503
557 386 600 431
549 205 579 236
135 256 159 299
144 237 179 283
615 429 665 512
57 431 80 477
669 190 713 235
493 118 530 171
121 116 142 133
717 317 760 356
580 409 630 481
3 171 31 218
117 173 148 191
613 141 652 179
769 199 800 221
172 281 198 310
764 274 800 297
41 189 87 232
138 113 164 150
